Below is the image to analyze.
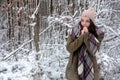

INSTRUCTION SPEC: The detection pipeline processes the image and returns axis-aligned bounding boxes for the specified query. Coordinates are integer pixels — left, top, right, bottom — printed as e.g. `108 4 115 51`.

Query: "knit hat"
81 6 96 22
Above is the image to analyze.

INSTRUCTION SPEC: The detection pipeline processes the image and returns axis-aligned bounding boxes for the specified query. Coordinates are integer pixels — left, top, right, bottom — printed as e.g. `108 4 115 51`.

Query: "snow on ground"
0 43 69 80
96 50 120 80
36 44 69 80
0 51 36 80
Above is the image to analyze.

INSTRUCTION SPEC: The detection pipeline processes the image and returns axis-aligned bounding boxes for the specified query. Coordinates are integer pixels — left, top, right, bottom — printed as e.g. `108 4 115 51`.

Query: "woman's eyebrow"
86 20 90 21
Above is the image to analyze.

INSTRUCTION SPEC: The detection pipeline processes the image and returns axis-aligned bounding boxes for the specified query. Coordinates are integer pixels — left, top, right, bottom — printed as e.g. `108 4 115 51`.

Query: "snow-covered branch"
29 1 41 19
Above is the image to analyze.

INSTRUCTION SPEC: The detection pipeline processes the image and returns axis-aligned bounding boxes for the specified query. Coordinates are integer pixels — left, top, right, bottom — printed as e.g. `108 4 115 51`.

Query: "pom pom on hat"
81 6 96 22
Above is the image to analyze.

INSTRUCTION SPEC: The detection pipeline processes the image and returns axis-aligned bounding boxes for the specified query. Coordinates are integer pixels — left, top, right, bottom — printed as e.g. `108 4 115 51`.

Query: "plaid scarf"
71 25 99 80
78 33 99 80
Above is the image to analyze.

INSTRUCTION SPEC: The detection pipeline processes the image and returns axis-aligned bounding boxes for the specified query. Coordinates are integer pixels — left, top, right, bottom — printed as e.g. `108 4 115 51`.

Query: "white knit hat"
81 6 96 22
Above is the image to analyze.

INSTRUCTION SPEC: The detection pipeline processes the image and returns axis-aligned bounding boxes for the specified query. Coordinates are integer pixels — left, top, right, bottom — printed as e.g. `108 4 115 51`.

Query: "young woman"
65 7 105 80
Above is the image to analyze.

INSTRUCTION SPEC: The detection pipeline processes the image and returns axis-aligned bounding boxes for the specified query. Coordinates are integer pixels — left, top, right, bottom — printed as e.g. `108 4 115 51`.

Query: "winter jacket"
65 25 104 80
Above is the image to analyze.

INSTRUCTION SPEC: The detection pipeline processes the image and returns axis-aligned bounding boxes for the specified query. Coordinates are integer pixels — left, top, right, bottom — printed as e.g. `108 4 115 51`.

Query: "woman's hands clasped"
81 27 88 35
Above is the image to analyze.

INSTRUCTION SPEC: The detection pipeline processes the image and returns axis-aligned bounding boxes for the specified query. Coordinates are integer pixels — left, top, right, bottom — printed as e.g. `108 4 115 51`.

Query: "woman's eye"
86 20 90 23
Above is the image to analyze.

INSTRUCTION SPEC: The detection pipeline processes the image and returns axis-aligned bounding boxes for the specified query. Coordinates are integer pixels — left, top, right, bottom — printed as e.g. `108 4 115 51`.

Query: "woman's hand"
81 27 88 34
81 30 85 34
83 27 88 33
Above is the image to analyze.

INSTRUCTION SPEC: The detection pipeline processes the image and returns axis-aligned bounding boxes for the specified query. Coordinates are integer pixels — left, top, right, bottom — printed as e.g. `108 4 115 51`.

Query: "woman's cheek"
86 22 90 28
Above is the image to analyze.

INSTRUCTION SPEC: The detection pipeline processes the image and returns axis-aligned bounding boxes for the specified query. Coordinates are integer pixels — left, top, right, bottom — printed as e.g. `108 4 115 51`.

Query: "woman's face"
81 16 90 28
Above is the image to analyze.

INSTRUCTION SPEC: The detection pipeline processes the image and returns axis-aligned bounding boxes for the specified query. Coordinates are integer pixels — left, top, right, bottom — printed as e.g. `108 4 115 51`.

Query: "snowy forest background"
0 0 120 80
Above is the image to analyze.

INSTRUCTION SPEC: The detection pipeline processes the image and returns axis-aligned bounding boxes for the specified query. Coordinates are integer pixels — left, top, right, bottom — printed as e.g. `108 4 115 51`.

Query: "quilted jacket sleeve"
66 33 84 54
